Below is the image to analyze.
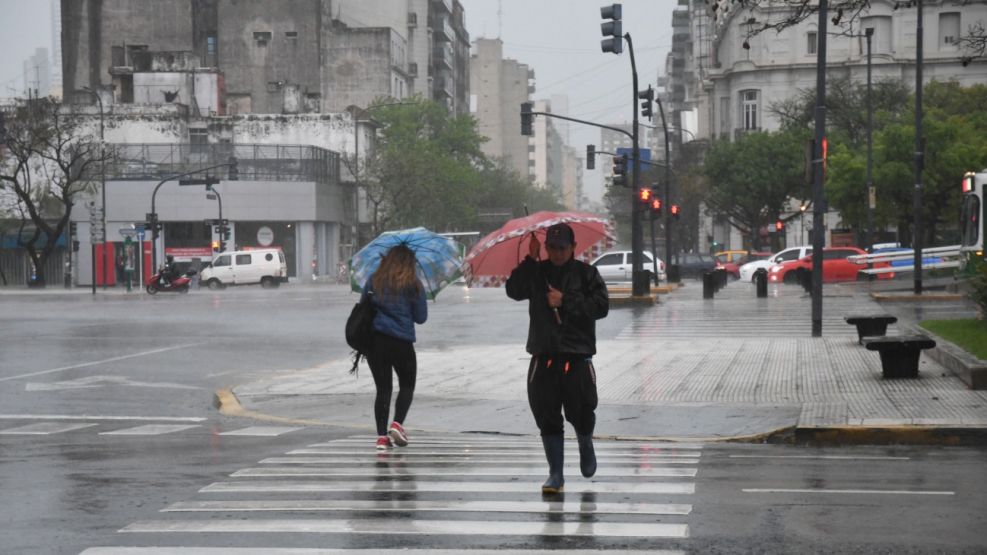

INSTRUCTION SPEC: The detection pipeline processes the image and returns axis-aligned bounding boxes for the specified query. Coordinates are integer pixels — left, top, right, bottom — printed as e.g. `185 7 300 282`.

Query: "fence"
0 248 66 286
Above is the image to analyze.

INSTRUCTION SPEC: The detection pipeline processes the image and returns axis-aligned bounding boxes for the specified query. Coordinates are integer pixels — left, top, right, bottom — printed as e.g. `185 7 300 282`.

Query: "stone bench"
845 314 898 345
863 335 936 379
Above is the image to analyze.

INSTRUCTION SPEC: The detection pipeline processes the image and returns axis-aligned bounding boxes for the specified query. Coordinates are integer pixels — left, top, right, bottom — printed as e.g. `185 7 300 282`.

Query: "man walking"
505 222 609 494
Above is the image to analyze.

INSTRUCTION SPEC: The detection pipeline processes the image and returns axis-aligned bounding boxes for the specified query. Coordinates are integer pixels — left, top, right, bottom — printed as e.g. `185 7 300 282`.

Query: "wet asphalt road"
1 283 986 554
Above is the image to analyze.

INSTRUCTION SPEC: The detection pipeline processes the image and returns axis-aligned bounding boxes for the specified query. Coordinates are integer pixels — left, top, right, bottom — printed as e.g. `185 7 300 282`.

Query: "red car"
768 247 893 283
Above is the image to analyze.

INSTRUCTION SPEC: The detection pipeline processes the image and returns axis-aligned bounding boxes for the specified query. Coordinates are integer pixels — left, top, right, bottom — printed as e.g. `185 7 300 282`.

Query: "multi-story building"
60 0 470 115
469 38 534 180
531 99 564 194
22 48 51 98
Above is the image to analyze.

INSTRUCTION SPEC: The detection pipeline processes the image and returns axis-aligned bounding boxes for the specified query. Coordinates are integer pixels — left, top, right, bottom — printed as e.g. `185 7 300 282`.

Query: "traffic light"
612 154 627 187
638 187 652 203
600 4 623 54
638 86 654 121
775 220 785 232
212 240 221 252
586 144 595 170
228 157 239 181
650 197 662 215
520 102 533 136
219 225 231 241
670 204 681 220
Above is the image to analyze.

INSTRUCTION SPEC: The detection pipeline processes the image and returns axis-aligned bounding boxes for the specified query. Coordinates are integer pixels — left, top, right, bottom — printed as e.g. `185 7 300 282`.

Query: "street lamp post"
82 86 106 292
913 0 925 294
810 0 830 337
654 94 674 283
865 28 875 251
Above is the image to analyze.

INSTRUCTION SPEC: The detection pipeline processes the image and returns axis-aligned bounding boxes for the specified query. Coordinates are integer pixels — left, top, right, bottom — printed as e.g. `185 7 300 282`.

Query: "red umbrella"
463 211 615 287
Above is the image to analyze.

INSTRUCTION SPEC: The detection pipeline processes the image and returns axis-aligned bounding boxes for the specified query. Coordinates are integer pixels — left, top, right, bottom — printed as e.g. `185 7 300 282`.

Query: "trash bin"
754 268 768 298
667 264 680 284
702 270 715 299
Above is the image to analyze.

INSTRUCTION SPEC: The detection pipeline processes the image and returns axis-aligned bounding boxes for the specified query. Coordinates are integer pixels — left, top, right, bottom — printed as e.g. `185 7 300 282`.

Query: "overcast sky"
0 0 677 202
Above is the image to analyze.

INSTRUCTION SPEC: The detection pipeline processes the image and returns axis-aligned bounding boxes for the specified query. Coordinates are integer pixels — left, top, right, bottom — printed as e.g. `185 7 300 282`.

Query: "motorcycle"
146 269 196 295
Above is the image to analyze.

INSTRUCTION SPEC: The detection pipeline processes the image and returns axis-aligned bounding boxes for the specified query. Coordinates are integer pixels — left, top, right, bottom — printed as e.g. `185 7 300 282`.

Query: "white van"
199 248 288 289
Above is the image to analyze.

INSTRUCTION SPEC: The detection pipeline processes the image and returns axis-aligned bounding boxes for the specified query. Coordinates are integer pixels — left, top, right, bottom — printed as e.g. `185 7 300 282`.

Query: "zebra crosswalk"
80 434 700 553
0 415 303 438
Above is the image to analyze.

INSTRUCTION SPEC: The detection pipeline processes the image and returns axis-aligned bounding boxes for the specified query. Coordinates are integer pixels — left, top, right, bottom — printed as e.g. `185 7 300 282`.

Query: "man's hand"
547 284 563 308
528 234 541 259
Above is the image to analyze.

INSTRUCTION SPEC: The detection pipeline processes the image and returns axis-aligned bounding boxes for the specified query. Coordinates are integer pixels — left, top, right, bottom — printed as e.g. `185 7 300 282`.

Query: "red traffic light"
651 198 662 212
775 220 784 231
670 204 680 219
639 188 652 202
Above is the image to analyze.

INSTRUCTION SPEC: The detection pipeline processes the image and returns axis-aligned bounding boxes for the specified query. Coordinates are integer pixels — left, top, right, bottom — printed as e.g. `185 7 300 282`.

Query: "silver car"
591 250 666 284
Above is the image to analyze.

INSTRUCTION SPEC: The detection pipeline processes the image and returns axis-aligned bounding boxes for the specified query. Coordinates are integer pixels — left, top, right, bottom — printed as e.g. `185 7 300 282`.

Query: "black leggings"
366 332 417 437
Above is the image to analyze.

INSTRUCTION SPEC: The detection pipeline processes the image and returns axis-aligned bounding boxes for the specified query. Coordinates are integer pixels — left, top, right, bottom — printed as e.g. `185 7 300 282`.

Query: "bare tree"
0 98 110 286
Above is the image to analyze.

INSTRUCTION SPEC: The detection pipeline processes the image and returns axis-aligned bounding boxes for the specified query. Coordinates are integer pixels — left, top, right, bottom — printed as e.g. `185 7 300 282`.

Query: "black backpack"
345 291 376 374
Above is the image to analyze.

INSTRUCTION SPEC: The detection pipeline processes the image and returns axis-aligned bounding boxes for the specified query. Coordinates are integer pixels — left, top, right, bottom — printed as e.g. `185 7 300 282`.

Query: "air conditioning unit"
408 12 418 28
408 63 418 76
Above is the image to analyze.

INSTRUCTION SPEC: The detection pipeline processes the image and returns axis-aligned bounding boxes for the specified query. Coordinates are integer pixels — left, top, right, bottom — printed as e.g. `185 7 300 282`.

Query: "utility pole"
865 28 874 251
810 0 829 337
913 0 925 295
655 94 673 282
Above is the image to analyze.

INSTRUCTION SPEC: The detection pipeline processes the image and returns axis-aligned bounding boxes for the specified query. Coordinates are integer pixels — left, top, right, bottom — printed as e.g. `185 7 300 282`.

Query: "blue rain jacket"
361 279 428 343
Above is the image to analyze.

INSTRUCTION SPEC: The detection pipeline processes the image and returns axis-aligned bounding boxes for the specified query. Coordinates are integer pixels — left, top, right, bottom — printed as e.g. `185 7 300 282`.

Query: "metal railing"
104 143 340 185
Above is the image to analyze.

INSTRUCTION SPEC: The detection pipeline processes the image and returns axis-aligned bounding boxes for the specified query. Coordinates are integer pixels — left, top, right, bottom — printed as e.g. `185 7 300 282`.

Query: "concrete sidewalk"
227 281 987 445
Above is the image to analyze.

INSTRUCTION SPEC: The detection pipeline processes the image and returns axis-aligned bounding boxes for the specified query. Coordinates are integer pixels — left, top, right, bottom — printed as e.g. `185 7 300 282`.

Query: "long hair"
372 244 422 297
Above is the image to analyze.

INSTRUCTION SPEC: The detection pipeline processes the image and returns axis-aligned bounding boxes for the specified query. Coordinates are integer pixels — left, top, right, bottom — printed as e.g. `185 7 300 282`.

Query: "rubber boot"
577 433 597 478
540 434 565 494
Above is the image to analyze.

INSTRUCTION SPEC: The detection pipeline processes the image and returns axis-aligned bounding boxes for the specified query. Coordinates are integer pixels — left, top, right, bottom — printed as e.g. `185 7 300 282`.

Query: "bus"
960 169 986 272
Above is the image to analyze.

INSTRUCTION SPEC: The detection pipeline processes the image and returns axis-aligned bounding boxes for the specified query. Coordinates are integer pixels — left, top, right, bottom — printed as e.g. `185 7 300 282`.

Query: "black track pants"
526 355 598 436
366 332 417 437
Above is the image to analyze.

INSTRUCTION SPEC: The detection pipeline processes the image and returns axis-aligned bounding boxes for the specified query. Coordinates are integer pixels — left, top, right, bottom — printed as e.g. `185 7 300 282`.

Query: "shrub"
969 258 987 318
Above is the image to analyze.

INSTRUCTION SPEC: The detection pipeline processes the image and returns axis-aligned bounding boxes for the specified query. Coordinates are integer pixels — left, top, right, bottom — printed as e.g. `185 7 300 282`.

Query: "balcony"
432 43 454 70
103 143 340 184
431 15 455 42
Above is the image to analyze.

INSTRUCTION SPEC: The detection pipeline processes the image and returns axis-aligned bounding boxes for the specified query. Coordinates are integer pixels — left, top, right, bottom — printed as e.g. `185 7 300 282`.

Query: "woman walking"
360 244 428 450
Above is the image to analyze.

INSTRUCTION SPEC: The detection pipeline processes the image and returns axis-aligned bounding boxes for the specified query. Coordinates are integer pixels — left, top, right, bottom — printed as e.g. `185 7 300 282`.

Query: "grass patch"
920 319 987 361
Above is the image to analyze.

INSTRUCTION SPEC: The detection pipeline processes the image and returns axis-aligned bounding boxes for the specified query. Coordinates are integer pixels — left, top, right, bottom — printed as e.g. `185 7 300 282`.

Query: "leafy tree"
0 99 108 286
364 97 488 233
702 130 808 251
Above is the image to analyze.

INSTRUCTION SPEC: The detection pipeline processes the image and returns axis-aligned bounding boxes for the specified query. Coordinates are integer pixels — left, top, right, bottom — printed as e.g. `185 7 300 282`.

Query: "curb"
870 292 963 302
212 388 360 428
917 327 987 390
783 425 987 446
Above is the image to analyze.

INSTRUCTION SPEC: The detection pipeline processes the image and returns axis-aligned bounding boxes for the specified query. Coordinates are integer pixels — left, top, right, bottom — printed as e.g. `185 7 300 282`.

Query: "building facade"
469 38 534 181
60 0 470 116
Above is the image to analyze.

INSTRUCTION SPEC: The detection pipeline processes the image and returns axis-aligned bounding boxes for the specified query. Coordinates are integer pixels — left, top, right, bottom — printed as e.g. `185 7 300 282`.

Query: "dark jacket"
361 279 428 343
505 256 609 356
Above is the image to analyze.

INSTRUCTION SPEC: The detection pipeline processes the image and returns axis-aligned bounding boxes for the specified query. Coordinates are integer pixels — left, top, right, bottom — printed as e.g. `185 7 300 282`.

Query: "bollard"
798 268 812 293
716 268 728 289
702 270 715 299
667 264 680 284
754 268 768 298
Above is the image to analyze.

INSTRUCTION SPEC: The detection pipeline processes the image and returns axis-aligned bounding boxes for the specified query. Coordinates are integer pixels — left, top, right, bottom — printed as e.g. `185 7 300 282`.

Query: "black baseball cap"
544 222 575 248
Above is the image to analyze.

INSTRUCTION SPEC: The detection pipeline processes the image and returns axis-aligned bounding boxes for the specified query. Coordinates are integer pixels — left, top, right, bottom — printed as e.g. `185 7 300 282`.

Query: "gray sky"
0 0 676 202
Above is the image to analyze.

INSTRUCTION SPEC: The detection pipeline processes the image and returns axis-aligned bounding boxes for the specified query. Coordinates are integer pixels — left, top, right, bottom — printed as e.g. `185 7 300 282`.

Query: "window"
939 12 960 47
593 253 623 267
807 31 817 55
214 255 231 267
776 249 800 262
235 254 252 265
206 35 217 66
253 31 272 46
719 96 730 137
285 31 298 39
741 90 759 130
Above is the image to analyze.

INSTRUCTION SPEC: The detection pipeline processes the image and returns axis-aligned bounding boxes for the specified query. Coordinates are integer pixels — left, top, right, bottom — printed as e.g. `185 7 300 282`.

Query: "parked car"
670 252 717 279
199 248 288 289
738 246 812 282
768 247 893 283
714 250 771 279
591 250 666 284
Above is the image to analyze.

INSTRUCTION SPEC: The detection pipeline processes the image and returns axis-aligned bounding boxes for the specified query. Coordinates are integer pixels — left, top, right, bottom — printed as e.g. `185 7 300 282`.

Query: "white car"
738 246 812 282
590 250 666 284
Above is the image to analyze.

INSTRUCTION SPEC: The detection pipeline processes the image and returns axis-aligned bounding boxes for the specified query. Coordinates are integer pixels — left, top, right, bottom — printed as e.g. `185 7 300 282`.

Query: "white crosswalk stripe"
0 422 97 435
99 424 201 436
219 426 304 436
82 433 700 552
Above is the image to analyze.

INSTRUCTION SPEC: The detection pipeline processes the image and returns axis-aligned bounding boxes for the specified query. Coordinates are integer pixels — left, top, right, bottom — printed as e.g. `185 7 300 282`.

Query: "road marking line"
120 518 690 538
295 447 702 457
328 438 706 450
260 456 701 465
200 480 695 495
219 426 304 437
730 455 910 461
100 424 200 436
163 499 693 516
84 548 686 554
0 422 98 435
0 414 206 422
0 343 207 382
743 488 954 495
231 466 698 478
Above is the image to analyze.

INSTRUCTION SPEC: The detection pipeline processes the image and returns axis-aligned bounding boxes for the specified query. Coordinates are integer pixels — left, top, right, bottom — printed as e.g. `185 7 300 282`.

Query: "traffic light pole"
810 0 829 337
149 162 236 272
626 33 647 297
654 94 673 283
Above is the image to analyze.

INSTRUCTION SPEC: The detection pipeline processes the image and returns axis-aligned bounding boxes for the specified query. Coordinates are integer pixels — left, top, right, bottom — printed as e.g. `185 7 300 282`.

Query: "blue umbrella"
350 227 463 300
